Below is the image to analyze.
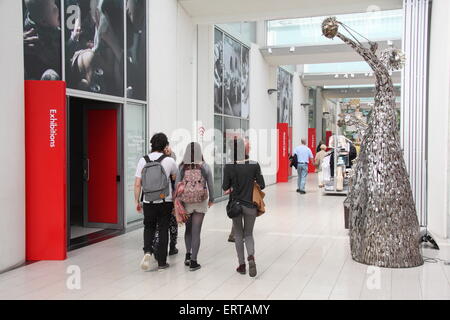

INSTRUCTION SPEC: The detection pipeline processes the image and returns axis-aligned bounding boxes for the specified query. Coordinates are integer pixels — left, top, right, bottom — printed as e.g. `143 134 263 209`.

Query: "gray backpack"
141 155 170 202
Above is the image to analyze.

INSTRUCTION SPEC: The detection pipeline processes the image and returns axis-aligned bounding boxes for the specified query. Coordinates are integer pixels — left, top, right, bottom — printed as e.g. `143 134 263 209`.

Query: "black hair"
150 133 169 152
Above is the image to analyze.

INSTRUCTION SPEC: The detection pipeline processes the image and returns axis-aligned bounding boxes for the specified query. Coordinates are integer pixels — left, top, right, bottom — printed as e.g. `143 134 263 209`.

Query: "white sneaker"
140 253 152 271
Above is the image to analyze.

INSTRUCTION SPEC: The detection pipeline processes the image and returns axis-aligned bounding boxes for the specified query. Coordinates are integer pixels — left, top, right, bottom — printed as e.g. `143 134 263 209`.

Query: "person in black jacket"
222 138 265 278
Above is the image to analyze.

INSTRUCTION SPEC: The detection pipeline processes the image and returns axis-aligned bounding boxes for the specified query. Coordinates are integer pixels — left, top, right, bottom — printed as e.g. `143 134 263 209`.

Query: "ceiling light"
344 74 349 79
334 74 339 78
350 73 355 78
268 48 272 54
289 46 295 53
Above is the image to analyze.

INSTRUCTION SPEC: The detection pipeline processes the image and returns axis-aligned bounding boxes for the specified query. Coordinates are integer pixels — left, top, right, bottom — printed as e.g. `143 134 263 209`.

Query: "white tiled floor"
1 175 450 300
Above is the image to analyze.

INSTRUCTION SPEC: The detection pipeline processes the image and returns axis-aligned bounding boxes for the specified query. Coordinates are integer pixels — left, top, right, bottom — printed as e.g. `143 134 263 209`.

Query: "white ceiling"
261 39 402 66
178 0 402 24
302 71 401 87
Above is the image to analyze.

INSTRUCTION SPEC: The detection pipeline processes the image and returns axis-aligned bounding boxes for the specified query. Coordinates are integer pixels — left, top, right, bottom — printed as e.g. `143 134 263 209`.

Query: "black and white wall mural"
277 67 293 125
214 28 250 119
64 0 125 97
241 46 250 119
213 27 251 199
22 0 62 81
126 0 147 101
22 0 148 101
223 35 242 117
214 28 224 114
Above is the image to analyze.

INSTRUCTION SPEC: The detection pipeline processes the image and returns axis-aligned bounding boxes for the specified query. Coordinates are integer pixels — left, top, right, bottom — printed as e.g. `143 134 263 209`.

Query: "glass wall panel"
214 116 223 198
125 103 146 224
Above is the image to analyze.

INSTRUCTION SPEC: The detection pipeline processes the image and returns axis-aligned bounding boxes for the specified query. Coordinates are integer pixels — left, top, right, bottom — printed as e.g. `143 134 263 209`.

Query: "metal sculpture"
322 17 423 268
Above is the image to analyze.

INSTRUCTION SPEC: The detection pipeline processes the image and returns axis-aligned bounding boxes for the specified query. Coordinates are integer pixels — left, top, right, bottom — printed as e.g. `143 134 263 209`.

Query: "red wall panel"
25 81 67 261
277 123 289 183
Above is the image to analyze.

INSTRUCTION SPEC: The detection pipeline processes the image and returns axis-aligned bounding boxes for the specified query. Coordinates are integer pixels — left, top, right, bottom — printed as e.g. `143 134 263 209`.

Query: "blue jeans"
297 164 309 192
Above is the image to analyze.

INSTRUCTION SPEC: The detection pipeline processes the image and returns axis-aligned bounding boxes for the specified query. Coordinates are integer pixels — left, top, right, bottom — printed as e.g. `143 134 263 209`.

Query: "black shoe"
185 253 191 266
300 190 306 194
228 235 235 243
236 264 246 275
169 246 179 256
296 189 301 193
190 260 201 271
158 263 170 270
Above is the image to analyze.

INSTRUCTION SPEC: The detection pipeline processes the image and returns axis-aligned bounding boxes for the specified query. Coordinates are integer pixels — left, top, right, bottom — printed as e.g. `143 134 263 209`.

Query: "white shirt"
135 152 178 203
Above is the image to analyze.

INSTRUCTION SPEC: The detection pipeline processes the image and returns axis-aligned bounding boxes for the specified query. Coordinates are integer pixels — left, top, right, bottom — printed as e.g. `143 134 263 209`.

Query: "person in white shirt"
293 139 314 194
134 133 178 270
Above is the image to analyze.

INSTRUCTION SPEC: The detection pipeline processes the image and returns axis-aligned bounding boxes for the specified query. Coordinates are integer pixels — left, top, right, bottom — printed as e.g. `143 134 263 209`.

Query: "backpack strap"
156 154 168 163
144 155 151 163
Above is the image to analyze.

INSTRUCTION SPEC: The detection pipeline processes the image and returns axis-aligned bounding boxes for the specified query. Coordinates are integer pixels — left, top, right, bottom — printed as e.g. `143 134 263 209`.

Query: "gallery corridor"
0 175 449 300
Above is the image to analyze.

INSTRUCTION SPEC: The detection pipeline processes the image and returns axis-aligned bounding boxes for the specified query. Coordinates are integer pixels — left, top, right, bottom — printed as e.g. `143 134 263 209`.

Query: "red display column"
308 128 317 173
25 81 67 261
277 123 289 183
288 126 293 177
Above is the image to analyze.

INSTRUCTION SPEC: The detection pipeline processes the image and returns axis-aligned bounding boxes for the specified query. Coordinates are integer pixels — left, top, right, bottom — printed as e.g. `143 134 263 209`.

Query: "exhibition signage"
288 126 293 177
308 128 317 173
277 123 289 183
25 81 67 261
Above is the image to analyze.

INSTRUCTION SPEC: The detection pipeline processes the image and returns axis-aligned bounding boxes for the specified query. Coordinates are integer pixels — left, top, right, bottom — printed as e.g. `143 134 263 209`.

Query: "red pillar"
25 81 67 261
308 128 317 173
277 123 289 182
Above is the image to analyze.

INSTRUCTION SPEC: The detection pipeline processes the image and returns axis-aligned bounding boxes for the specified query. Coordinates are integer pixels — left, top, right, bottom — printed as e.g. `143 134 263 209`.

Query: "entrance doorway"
68 97 124 250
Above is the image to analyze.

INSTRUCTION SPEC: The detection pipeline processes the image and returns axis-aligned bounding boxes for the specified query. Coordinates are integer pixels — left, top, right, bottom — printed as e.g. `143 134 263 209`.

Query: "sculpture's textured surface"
322 18 423 268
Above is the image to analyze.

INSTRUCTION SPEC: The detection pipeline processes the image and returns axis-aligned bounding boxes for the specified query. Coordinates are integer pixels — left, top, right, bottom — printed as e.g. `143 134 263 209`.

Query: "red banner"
277 123 289 182
25 81 67 261
308 128 317 173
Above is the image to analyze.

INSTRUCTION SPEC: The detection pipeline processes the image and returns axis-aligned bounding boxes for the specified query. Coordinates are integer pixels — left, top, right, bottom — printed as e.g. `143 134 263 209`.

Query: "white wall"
427 0 450 239
248 43 278 185
293 73 309 144
148 0 197 158
0 0 25 273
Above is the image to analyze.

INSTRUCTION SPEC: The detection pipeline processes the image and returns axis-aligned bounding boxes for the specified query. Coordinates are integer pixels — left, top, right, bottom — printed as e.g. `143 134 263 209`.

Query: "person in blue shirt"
293 139 314 194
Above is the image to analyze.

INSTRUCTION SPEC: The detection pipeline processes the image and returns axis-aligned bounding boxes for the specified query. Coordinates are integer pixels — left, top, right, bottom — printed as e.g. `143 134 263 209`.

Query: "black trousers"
143 202 173 265
153 214 178 252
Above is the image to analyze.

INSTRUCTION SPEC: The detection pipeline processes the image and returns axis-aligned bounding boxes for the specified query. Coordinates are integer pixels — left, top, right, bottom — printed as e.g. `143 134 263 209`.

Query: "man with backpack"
135 133 178 271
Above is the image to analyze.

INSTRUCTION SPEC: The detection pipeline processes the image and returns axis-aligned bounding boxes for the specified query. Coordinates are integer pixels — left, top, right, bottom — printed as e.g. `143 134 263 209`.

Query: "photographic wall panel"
241 46 250 120
213 27 251 198
22 0 62 80
277 67 293 125
64 0 124 97
126 0 147 101
223 35 242 117
214 29 224 114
